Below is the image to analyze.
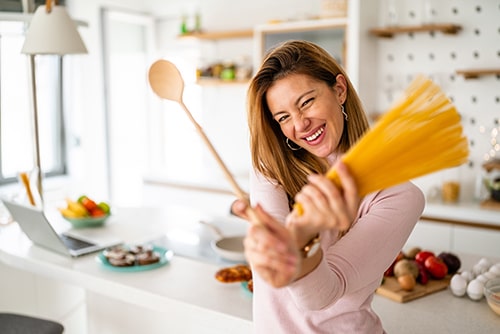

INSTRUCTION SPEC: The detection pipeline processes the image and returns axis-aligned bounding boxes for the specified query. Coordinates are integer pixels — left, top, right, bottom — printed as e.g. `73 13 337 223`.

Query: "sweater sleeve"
286 182 425 310
249 169 290 222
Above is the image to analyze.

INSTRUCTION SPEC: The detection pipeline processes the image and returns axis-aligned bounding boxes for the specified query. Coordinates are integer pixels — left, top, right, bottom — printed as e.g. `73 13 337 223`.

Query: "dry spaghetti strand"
294 75 469 216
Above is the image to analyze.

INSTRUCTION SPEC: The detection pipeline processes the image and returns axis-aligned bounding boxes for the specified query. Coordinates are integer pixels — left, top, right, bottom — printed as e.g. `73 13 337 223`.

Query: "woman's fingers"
244 204 300 287
290 161 360 232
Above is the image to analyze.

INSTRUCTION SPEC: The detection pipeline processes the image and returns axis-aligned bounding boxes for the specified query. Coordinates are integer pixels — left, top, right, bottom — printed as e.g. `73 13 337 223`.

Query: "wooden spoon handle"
179 101 259 222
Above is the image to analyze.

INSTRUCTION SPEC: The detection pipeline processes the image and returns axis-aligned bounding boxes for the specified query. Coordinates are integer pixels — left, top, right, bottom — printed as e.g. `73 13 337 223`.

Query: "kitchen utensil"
148 60 258 222
484 277 500 315
200 220 246 262
18 172 35 206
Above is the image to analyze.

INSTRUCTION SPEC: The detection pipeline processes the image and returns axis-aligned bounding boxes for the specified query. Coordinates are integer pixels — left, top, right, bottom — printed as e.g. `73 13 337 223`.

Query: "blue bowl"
63 214 110 228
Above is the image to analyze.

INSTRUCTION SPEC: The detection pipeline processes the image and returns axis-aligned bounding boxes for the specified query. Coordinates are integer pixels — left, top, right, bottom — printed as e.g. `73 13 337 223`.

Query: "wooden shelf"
483 160 500 172
369 23 462 38
196 77 249 86
456 68 500 79
178 29 253 40
255 17 348 34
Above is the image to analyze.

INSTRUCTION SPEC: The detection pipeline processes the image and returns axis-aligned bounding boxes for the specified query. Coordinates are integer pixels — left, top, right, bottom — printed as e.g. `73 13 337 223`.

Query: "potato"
394 259 419 279
405 247 421 260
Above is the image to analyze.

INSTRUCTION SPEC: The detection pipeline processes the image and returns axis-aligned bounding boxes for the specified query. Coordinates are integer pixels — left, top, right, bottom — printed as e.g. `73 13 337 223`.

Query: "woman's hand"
244 204 300 288
287 161 360 238
230 199 250 219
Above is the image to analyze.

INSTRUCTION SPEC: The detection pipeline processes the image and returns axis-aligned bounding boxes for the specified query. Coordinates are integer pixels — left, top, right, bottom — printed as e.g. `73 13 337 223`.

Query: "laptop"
2 199 122 257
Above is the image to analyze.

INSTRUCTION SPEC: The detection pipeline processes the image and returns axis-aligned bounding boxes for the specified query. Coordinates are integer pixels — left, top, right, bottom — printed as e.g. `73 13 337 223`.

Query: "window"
0 20 66 185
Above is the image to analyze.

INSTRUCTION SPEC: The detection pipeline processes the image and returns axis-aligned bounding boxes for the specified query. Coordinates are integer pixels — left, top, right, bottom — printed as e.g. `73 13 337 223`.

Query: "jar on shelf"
441 167 461 203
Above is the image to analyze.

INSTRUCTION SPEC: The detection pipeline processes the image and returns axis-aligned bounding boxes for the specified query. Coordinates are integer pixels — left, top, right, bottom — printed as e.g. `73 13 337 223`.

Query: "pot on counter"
200 221 246 262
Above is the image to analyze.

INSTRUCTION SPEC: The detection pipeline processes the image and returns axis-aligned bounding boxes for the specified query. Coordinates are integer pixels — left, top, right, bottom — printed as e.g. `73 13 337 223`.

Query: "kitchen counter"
422 201 500 229
1 204 499 333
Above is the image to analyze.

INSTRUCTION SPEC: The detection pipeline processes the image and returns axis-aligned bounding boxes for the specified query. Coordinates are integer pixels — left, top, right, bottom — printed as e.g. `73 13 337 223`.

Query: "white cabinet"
253 18 348 69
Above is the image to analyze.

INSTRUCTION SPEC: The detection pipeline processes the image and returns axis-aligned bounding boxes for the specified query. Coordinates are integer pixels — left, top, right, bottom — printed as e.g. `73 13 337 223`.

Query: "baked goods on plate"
97 244 173 272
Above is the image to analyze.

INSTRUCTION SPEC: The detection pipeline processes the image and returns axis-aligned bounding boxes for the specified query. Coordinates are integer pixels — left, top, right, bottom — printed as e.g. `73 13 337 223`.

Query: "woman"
235 40 425 333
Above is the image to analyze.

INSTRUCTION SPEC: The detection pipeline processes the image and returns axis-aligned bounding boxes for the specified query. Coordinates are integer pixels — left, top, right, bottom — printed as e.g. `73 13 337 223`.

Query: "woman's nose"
293 114 310 131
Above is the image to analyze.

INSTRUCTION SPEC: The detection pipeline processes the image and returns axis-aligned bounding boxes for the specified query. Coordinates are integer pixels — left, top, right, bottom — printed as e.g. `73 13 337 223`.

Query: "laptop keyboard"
60 234 95 250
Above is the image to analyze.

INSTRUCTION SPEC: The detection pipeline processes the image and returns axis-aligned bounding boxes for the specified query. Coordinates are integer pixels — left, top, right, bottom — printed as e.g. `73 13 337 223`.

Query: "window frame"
0 19 67 186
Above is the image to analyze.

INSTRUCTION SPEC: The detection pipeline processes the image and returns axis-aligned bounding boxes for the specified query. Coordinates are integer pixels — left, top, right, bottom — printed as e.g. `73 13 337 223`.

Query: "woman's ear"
334 74 348 104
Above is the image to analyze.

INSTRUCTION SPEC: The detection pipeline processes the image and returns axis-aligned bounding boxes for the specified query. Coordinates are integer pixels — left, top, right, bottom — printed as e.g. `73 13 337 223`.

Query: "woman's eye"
301 98 314 108
277 115 288 123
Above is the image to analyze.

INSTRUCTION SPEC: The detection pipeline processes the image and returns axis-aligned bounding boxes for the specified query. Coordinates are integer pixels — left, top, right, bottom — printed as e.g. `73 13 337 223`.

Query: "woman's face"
267 73 347 158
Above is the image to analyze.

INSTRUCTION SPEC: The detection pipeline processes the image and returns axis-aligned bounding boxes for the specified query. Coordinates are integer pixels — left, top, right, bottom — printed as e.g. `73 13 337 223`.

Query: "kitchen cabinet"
253 17 348 68
406 202 500 256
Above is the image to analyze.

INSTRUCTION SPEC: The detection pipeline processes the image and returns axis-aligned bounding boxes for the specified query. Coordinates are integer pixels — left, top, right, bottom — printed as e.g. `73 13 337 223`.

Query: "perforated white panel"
375 0 500 201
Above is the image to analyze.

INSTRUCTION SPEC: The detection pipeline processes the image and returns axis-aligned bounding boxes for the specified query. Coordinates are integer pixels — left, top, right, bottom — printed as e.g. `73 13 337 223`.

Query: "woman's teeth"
305 127 324 142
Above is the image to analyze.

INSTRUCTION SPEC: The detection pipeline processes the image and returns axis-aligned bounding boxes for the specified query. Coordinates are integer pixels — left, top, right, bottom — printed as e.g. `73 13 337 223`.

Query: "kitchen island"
0 204 499 333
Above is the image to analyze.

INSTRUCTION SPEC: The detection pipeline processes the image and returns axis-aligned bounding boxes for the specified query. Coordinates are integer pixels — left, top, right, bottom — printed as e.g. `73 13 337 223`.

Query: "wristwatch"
300 233 321 258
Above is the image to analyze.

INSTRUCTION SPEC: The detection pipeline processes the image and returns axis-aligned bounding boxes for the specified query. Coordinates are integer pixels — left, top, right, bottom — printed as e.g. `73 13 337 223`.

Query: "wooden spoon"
148 60 258 222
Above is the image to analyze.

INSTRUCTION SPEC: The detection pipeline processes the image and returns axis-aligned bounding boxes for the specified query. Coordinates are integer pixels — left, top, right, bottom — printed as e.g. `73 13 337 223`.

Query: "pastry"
215 264 252 283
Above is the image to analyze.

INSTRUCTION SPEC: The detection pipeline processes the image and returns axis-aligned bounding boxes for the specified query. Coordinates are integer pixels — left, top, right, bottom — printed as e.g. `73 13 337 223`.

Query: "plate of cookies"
97 244 173 272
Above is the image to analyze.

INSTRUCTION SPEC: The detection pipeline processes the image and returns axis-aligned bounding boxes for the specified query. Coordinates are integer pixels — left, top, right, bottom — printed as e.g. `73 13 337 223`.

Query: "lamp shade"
21 5 87 55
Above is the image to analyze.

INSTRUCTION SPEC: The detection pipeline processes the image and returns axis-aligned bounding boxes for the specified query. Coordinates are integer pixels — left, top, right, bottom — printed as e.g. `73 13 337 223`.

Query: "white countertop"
1 204 499 333
0 205 253 330
422 201 500 226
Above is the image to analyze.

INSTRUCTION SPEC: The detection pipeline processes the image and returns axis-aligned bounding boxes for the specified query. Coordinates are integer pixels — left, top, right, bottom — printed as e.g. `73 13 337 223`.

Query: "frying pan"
200 221 246 262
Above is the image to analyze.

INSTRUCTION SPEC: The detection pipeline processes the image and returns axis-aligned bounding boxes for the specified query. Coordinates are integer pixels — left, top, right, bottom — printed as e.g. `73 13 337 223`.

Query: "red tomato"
424 255 448 279
415 250 435 266
81 197 98 212
90 207 106 217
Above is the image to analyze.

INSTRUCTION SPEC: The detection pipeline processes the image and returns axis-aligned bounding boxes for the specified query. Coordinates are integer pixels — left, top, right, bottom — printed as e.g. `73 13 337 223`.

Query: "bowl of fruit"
59 195 111 228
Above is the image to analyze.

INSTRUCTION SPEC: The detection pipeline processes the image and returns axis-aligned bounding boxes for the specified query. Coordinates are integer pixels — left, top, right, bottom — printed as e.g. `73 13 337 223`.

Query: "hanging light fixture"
21 0 87 205
22 0 87 55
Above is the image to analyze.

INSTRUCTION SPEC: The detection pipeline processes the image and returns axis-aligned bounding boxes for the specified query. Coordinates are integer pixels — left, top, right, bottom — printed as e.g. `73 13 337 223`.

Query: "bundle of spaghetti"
295 75 469 215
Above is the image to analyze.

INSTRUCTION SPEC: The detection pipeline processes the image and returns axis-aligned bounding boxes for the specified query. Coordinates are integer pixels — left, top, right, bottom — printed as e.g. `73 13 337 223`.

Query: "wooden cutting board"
376 275 451 303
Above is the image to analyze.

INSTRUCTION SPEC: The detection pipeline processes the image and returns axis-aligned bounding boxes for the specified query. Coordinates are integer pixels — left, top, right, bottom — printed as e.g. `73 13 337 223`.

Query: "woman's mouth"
304 126 325 142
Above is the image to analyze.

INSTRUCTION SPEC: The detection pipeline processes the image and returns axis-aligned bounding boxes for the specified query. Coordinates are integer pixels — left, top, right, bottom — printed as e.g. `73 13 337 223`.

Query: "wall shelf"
178 29 253 40
456 68 500 79
196 78 249 86
369 23 462 38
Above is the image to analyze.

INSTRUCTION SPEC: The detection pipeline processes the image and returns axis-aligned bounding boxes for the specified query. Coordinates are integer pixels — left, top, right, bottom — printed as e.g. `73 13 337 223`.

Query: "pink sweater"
250 170 425 333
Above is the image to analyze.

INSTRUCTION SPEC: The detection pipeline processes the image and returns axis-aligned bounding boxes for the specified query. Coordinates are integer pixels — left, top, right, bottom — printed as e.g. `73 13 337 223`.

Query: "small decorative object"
320 0 347 18
481 160 500 208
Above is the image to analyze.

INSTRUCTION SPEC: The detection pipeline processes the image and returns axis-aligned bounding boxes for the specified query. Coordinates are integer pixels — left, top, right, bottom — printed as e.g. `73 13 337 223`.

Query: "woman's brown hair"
247 40 369 205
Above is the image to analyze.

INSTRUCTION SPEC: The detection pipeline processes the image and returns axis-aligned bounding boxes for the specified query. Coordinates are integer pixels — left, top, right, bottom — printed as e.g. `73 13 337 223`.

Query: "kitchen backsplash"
374 0 499 203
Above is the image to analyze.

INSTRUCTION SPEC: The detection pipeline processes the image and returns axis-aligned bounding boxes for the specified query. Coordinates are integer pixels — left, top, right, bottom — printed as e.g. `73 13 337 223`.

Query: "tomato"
424 255 448 279
81 197 98 212
90 207 106 217
415 250 435 266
